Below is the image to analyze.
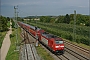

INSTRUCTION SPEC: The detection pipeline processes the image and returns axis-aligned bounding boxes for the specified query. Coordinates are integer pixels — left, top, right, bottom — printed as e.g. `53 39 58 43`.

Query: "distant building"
24 19 30 20
34 18 40 20
24 18 40 21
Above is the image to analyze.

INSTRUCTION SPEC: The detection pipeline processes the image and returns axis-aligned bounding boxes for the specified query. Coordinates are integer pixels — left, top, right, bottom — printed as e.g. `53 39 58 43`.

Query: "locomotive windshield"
55 40 63 44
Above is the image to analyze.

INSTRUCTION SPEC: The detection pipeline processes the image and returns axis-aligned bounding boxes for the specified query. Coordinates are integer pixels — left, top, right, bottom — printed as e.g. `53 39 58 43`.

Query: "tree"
0 16 8 32
50 18 55 23
69 14 74 24
85 15 90 26
45 16 51 23
70 14 74 20
11 19 15 28
56 15 64 23
83 15 89 26
40 16 51 23
7 17 10 21
64 14 70 24
40 16 44 22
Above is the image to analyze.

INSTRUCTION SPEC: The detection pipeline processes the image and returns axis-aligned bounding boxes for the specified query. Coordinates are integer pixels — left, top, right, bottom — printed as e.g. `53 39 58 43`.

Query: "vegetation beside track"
7 21 10 28
6 28 22 60
36 46 54 60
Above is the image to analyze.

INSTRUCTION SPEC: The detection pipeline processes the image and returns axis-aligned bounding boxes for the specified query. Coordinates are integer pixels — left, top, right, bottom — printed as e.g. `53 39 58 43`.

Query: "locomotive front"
54 38 64 54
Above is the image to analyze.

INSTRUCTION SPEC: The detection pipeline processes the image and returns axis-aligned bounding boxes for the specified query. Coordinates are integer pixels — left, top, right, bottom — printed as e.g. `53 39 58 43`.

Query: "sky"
1 0 89 17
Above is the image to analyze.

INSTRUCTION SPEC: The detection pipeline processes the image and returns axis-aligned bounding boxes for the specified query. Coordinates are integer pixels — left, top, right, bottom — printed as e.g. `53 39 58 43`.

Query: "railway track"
21 28 70 60
24 31 75 60
56 46 90 60
27 30 90 60
64 40 90 59
65 40 89 54
21 27 90 60
20 28 40 60
65 47 89 60
25 32 36 60
56 55 70 60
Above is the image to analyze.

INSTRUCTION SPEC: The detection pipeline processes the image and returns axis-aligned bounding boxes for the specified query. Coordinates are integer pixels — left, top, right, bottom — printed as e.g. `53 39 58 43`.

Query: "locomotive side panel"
41 36 48 45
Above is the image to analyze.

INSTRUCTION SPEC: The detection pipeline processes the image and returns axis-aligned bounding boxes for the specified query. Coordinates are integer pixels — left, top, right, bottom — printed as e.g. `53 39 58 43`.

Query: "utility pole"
17 11 19 45
73 10 76 42
0 0 1 16
14 5 18 50
89 0 90 59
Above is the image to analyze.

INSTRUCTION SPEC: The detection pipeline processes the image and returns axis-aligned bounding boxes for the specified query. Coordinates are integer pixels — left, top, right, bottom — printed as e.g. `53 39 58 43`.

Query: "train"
18 22 64 54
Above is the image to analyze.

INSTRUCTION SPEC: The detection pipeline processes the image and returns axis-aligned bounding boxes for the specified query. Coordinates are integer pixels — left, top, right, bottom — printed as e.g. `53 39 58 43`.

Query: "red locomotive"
18 22 64 54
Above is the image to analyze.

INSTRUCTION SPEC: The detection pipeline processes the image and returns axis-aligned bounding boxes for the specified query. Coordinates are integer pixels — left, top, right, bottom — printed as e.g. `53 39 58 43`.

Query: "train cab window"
43 32 49 34
55 40 63 44
42 32 49 37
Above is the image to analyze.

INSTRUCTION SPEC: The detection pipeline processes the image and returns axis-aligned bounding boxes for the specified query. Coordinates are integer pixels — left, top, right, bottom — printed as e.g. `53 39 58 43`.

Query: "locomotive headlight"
55 46 59 48
60 46 64 47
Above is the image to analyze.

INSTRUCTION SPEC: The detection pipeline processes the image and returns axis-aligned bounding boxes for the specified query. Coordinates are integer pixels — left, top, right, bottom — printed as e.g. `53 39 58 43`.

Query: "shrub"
10 34 15 38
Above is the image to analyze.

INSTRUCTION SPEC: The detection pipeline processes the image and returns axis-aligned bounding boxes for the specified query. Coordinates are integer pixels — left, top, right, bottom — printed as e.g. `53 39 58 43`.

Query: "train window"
55 40 63 44
43 32 49 34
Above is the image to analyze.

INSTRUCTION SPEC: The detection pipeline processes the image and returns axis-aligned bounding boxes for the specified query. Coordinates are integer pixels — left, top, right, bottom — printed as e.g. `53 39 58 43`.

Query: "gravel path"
1 22 12 60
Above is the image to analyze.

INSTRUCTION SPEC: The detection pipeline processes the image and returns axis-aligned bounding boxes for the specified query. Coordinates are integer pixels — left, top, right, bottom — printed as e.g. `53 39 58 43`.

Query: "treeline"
40 14 90 26
0 16 10 32
40 16 56 23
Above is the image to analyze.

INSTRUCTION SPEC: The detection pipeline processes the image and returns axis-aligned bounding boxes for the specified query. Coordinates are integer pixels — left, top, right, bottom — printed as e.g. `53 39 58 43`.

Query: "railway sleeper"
20 44 40 60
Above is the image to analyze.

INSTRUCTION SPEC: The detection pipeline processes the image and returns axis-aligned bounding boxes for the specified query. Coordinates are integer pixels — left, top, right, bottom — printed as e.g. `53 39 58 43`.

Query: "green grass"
36 46 54 60
0 31 7 48
7 21 10 28
6 28 22 60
